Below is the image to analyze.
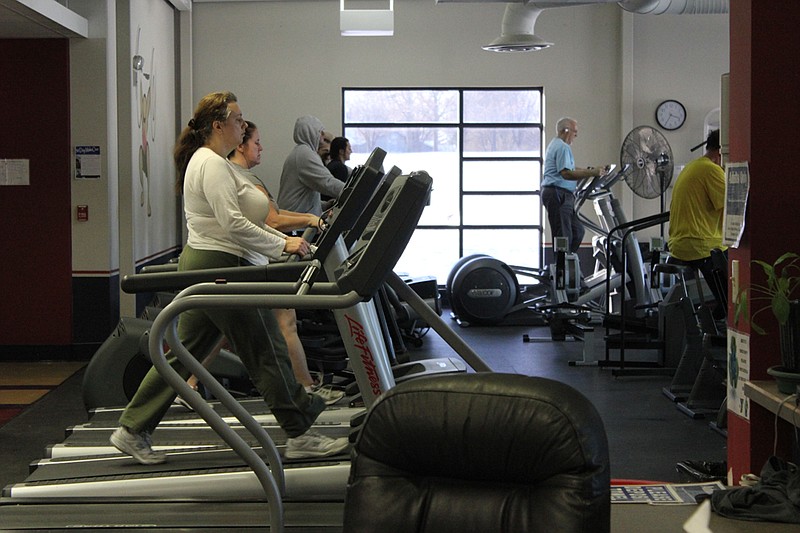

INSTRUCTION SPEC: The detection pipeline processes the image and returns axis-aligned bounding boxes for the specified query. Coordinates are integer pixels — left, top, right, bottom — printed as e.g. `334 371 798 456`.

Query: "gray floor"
0 312 727 491
407 317 727 483
0 366 88 490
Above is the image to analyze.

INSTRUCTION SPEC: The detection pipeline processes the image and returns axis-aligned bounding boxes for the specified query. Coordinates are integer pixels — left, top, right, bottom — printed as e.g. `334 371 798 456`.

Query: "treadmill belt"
24 447 348 484
86 401 363 428
60 424 350 448
0 499 344 531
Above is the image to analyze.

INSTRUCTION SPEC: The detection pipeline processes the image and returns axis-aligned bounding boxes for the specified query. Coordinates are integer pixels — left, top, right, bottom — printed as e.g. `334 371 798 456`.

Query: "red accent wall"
0 39 72 346
728 1 800 480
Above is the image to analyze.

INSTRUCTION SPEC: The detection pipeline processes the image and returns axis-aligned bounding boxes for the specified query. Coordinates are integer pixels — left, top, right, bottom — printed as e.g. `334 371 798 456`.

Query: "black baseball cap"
690 129 720 152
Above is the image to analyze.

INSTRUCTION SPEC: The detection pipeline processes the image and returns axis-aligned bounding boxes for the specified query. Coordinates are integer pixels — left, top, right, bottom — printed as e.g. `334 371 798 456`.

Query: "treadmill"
74 156 473 444
0 170 444 531
10 151 397 501
50 150 394 460
80 147 392 411
40 160 482 465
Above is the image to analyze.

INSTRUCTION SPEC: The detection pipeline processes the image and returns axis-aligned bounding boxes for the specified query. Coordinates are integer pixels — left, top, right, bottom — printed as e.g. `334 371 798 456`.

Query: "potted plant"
735 252 800 393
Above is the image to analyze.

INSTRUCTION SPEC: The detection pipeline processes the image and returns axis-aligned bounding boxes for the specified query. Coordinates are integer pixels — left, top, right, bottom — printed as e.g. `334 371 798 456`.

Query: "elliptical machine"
446 165 628 334
445 254 548 327
527 165 639 341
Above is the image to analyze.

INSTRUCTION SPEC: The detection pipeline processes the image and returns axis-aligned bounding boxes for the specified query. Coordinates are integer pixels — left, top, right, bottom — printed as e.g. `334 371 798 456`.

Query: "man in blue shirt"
541 117 608 253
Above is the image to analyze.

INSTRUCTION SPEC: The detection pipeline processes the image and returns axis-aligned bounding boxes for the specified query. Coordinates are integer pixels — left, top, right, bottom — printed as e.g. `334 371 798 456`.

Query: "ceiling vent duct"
482 3 553 52
476 0 728 52
618 0 729 15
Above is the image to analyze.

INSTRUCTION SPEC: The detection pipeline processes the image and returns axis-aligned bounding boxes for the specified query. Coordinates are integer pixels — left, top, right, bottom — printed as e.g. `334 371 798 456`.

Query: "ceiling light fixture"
340 0 394 37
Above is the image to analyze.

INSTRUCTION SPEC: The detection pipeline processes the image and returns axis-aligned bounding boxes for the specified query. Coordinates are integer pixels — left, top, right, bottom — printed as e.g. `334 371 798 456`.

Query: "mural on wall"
130 0 178 267
133 26 155 217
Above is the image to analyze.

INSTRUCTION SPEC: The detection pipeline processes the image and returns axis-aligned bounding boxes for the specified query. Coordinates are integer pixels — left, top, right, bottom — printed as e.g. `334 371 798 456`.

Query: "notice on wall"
0 159 30 186
75 146 101 179
723 162 749 248
727 328 750 420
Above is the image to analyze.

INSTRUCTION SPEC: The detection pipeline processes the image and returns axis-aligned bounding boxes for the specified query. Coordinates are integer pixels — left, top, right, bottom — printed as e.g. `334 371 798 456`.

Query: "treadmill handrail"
146 173 433 530
139 263 179 274
121 263 308 294
149 285 365 533
151 293 283 532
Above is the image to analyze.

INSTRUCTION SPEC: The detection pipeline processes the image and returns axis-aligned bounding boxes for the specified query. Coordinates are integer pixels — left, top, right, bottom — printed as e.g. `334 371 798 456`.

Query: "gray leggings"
119 246 325 437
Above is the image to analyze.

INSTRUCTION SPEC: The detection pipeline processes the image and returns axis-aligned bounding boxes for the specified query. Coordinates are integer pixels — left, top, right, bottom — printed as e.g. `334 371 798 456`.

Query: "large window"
343 88 544 282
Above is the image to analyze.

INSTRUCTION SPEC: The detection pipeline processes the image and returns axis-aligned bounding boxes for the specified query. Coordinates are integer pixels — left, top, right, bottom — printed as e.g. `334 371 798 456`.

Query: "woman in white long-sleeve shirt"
110 92 348 465
227 121 344 405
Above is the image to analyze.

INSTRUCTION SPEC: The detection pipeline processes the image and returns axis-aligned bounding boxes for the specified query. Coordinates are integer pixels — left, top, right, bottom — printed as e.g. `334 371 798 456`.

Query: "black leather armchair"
343 373 611 533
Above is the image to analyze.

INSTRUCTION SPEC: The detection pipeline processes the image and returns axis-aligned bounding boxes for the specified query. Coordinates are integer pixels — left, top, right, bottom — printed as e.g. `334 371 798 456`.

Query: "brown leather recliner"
343 373 611 533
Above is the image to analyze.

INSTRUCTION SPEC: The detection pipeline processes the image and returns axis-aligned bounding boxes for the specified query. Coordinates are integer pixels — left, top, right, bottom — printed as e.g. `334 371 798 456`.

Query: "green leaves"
772 290 791 324
746 252 800 333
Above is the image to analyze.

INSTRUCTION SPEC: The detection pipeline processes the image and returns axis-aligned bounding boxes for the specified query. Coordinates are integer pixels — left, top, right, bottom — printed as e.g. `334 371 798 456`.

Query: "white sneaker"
307 383 345 405
285 429 349 459
110 426 166 465
173 395 194 411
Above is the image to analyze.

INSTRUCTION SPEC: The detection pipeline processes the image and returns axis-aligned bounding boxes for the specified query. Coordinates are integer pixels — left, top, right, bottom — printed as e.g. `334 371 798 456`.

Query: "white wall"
192 0 621 192
630 11 729 227
130 0 179 264
69 0 182 316
190 0 727 241
70 0 115 276
65 0 728 320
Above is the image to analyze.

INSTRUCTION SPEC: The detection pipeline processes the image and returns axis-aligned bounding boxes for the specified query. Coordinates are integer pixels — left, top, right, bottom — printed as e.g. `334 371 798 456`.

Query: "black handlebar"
121 262 308 293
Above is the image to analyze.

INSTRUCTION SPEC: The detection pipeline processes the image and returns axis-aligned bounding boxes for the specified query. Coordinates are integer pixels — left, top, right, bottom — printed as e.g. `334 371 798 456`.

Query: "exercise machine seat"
342 373 611 533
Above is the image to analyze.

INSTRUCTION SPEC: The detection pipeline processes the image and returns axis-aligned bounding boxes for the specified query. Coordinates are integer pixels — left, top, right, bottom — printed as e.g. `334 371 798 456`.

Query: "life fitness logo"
344 314 382 397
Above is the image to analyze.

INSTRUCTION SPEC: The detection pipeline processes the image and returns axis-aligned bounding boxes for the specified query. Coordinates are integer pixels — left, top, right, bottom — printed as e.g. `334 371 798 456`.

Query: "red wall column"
0 39 72 348
727 0 800 481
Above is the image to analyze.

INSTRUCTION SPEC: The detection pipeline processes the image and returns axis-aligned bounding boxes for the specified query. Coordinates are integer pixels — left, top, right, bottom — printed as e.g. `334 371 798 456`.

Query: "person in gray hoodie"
278 115 345 216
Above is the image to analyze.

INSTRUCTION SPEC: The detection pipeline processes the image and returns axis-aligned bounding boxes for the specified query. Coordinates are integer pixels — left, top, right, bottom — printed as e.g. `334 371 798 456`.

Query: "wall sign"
723 161 749 248
75 146 101 179
0 159 30 186
727 329 750 421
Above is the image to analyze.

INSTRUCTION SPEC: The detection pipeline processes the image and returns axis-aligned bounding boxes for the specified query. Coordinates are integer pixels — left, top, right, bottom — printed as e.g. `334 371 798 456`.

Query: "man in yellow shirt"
668 129 727 319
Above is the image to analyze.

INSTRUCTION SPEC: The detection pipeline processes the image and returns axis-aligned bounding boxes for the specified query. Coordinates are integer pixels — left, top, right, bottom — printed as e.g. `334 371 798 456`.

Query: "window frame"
341 86 545 278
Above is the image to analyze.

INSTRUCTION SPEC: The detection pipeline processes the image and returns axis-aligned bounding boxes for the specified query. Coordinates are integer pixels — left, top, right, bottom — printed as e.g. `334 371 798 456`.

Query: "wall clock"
655 99 686 131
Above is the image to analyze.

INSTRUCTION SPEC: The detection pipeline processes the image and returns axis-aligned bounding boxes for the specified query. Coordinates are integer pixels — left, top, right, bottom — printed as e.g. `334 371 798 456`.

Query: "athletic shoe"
173 395 194 411
285 429 349 459
110 426 167 465
308 383 345 405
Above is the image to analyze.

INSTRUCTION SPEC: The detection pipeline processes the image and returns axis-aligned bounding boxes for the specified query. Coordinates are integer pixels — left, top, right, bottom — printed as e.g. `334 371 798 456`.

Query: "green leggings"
119 246 325 437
